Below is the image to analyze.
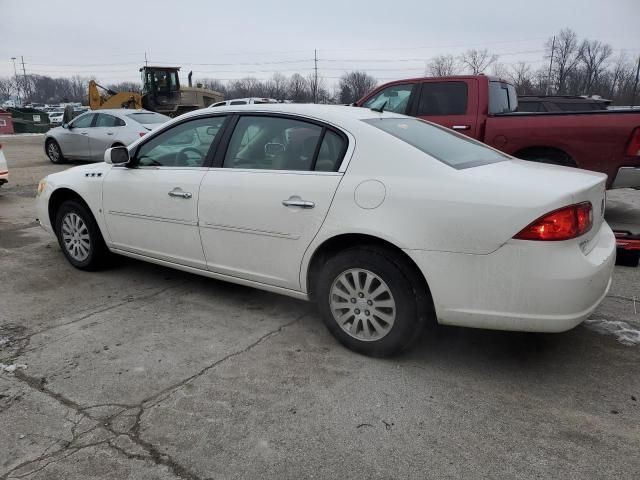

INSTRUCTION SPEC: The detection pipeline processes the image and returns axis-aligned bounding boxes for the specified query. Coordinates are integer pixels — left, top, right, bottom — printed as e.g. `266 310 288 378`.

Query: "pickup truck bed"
356 75 640 189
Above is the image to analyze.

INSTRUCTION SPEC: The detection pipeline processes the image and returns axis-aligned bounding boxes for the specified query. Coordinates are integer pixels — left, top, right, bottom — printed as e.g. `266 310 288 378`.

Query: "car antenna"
370 100 387 113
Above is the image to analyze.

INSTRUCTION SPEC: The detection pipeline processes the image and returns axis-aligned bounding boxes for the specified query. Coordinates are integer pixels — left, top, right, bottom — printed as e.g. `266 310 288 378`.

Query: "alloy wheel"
61 212 91 261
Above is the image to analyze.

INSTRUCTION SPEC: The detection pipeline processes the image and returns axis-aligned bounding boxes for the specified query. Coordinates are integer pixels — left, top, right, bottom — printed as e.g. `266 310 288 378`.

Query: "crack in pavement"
2 312 307 480
0 282 190 363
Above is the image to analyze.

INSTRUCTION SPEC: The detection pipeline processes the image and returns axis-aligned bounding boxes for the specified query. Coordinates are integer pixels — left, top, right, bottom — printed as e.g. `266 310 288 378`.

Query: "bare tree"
266 73 288 100
509 62 534 94
307 72 327 103
490 62 509 79
287 73 309 102
0 77 15 100
547 28 583 94
427 55 458 76
460 49 498 74
338 71 377 104
579 39 613 93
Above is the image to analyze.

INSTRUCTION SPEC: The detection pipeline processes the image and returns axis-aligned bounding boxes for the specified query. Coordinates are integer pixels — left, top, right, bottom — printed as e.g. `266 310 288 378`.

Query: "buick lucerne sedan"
36 104 616 356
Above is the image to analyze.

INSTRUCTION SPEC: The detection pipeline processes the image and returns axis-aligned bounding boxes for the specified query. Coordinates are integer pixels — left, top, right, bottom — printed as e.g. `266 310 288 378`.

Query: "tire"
315 246 425 357
54 200 109 270
517 148 575 167
46 139 66 164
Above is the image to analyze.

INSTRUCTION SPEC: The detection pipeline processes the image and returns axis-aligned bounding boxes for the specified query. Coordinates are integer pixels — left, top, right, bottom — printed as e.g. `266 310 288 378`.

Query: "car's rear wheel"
316 247 424 357
46 139 66 164
54 200 109 270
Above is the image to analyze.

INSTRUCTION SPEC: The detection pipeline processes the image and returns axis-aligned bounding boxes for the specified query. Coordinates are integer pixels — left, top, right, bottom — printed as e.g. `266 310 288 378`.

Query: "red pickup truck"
356 75 640 189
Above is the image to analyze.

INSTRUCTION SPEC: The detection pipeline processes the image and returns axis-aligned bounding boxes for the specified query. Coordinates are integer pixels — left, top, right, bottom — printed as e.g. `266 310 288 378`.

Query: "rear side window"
362 118 508 169
556 102 604 112
489 81 518 114
518 101 545 112
417 82 467 115
230 100 247 105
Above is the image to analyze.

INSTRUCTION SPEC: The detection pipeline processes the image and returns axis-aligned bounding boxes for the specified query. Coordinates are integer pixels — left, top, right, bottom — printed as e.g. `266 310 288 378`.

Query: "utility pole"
631 55 640 108
546 35 555 95
313 49 318 103
20 56 29 103
145 52 148 67
11 57 20 104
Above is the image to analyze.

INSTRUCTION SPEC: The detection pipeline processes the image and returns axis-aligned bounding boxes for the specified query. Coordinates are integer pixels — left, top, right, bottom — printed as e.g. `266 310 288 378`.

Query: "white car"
35 104 616 356
210 97 279 108
48 110 65 126
0 143 8 187
44 109 170 163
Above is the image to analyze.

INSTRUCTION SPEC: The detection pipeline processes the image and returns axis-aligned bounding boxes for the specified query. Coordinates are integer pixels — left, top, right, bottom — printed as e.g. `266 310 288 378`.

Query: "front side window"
70 113 95 128
224 116 324 171
135 116 226 168
362 118 508 169
417 82 468 115
362 84 414 114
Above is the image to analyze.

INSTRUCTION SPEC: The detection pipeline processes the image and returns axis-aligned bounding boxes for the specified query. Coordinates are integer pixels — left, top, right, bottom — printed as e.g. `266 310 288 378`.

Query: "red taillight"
514 202 593 241
139 132 146 137
626 127 640 156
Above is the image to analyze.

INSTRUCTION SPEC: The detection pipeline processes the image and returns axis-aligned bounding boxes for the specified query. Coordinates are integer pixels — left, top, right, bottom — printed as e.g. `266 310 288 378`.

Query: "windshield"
362 118 508 169
126 113 170 125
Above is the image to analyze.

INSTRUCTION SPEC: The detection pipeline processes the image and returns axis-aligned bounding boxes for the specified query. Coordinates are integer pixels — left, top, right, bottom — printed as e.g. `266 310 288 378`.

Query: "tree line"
1 29 638 107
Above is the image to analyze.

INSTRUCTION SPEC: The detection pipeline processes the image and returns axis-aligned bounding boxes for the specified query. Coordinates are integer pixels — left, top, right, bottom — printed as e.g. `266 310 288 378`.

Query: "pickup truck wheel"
46 139 66 164
516 148 576 167
316 247 424 357
54 200 109 270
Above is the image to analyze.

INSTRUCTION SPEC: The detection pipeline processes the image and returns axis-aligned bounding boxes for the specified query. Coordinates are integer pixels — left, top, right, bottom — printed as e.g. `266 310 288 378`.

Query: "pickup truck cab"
357 75 640 189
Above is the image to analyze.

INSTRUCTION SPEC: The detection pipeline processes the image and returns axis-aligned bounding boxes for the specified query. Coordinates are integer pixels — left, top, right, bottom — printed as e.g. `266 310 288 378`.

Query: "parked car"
210 97 279 107
356 75 640 189
48 110 65 126
0 142 8 187
36 104 615 356
44 109 170 163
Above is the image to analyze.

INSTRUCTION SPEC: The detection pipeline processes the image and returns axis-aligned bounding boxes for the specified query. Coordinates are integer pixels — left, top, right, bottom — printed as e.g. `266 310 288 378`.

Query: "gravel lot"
1 134 639 480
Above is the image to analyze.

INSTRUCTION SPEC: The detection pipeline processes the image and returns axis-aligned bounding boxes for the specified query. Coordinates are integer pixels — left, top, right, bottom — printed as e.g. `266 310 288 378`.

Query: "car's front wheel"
54 200 109 270
46 139 66 164
316 247 425 357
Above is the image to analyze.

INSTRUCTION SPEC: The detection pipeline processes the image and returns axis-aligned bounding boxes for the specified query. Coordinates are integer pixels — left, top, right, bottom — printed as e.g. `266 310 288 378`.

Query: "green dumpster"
7 107 51 133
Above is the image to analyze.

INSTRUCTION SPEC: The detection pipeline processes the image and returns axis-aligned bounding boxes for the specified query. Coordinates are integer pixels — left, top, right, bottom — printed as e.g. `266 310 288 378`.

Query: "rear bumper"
612 166 640 189
406 222 616 333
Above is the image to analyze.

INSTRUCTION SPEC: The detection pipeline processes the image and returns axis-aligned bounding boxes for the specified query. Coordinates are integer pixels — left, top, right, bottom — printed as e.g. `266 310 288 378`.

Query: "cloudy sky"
0 0 638 87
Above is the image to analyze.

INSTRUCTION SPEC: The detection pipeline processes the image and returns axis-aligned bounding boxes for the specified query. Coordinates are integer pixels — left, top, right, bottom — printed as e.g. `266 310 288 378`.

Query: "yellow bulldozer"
88 66 223 116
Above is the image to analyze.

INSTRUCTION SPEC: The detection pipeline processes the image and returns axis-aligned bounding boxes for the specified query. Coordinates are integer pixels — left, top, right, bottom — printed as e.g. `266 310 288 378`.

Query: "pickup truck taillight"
626 127 640 156
514 202 593 241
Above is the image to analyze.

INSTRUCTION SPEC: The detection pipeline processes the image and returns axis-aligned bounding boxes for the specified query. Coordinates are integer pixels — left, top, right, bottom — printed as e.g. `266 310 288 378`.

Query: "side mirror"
62 123 70 129
104 146 130 166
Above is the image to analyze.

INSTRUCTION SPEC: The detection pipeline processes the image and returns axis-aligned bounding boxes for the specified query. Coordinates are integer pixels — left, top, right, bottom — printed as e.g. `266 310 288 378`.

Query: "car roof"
84 109 158 117
182 103 407 128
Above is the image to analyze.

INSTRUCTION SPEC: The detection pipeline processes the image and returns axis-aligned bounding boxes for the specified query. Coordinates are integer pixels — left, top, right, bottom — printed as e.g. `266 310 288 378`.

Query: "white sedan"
35 104 616 356
0 142 8 187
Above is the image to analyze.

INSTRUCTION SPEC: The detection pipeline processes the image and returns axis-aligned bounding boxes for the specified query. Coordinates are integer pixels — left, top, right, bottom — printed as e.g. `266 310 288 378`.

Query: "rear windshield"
362 118 508 169
489 81 518 114
126 113 170 124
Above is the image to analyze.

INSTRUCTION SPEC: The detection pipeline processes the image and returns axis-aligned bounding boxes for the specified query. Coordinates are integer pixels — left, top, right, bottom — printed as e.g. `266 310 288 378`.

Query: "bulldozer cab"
140 66 182 113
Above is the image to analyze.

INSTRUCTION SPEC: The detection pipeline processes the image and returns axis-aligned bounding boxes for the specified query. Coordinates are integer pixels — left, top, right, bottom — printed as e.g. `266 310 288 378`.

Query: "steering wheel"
176 147 204 166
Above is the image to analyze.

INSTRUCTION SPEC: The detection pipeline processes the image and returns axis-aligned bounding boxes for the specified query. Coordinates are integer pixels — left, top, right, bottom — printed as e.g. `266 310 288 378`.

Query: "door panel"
59 113 96 158
103 168 207 268
198 169 341 289
414 80 479 138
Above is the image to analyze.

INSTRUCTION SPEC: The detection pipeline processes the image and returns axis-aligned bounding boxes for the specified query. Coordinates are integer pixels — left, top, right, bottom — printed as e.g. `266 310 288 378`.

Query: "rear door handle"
106 132 114 135
282 196 315 209
452 125 470 130
81 132 88 135
168 188 192 199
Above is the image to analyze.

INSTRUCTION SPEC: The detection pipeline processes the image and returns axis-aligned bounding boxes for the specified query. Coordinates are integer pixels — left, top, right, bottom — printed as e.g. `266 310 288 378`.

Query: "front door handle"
106 132 114 135
81 132 88 135
168 188 192 199
452 125 470 130
282 196 315 209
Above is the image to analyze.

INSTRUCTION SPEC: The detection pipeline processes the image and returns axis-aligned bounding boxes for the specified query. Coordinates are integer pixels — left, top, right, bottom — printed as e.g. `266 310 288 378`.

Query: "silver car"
44 109 170 163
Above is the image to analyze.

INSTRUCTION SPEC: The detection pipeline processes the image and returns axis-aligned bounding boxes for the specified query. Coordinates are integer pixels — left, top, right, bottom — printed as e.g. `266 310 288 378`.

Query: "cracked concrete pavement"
0 135 639 479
